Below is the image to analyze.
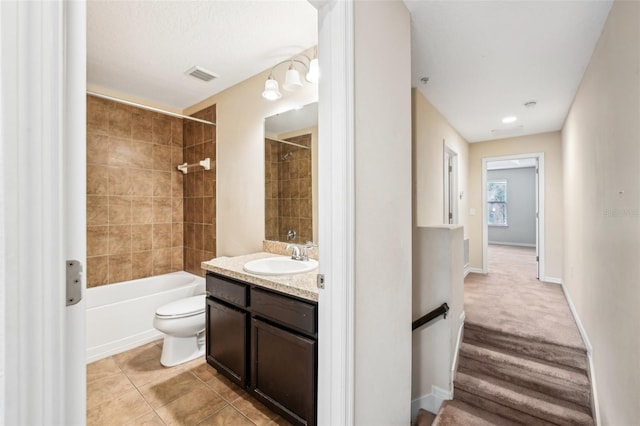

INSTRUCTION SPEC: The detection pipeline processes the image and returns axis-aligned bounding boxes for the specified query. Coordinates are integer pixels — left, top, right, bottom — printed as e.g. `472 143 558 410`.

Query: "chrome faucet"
286 243 303 260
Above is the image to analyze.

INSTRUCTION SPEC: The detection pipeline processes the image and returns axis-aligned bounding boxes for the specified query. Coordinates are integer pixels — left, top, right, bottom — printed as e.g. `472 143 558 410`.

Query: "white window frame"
487 179 508 227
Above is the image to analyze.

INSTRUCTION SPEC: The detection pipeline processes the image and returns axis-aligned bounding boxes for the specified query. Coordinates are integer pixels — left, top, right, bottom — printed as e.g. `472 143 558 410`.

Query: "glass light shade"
262 77 282 101
306 57 319 83
282 67 303 91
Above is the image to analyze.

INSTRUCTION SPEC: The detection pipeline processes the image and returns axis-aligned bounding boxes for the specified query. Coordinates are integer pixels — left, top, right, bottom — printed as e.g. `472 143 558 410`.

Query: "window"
487 180 507 226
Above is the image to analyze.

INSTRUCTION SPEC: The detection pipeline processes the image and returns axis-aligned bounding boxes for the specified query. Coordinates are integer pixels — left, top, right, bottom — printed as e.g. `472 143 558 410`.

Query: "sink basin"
243 257 318 276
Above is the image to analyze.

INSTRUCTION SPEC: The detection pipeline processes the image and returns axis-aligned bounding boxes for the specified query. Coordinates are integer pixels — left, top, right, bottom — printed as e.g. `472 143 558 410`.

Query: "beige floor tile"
231 397 279 426
196 405 254 426
114 340 162 367
266 416 293 426
139 371 202 409
124 410 166 426
87 356 121 384
205 372 248 403
87 371 136 410
118 349 185 388
155 385 228 426
181 357 215 382
87 389 152 426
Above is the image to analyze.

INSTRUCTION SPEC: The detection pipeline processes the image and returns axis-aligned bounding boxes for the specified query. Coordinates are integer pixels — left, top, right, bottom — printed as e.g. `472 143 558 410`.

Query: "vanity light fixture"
262 75 282 101
261 49 318 101
501 116 518 124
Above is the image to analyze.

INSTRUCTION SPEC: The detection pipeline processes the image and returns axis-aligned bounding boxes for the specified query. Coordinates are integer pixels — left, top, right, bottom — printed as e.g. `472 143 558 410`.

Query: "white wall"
561 1 640 423
353 0 413 424
468 132 563 278
487 167 536 246
185 54 318 257
412 226 464 414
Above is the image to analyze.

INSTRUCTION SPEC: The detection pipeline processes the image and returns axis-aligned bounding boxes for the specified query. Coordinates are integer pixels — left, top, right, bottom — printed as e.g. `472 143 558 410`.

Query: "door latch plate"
66 260 82 306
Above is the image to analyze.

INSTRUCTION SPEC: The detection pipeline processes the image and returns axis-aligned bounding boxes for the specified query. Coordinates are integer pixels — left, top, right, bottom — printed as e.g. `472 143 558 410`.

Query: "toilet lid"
156 295 205 318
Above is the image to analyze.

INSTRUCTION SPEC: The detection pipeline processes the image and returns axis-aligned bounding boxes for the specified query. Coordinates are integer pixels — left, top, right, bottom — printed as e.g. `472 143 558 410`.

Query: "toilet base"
159 333 205 367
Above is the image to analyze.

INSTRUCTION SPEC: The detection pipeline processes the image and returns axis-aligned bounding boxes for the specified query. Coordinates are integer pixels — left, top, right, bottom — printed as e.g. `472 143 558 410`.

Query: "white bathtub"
86 271 205 363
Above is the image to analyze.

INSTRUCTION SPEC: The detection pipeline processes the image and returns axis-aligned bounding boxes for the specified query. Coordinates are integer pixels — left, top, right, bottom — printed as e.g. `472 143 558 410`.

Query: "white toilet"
153 294 206 367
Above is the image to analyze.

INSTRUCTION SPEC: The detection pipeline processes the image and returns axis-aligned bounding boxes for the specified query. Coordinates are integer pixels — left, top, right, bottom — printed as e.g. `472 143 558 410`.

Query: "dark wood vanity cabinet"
205 272 317 426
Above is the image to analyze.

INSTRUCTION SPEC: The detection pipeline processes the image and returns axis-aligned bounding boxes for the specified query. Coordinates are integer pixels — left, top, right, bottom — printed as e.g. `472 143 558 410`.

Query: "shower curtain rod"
86 91 217 126
266 136 311 150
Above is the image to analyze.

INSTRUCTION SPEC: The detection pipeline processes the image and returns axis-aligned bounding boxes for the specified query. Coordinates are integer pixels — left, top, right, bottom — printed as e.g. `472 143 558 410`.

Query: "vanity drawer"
207 273 248 308
251 288 317 336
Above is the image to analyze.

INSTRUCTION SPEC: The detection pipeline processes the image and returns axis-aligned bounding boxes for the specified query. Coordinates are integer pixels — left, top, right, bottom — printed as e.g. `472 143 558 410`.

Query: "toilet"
153 294 206 367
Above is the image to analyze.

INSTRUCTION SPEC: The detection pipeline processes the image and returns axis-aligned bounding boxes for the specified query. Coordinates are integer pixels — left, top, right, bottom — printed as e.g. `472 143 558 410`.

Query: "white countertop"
201 252 319 302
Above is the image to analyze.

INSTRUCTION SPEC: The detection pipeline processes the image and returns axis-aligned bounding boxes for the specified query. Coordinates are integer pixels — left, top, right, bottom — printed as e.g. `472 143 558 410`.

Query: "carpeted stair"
432 323 594 425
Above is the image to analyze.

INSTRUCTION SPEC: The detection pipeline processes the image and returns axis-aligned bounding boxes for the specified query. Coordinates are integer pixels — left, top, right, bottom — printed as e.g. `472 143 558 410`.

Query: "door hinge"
536 256 539 262
449 165 453 172
317 273 325 289
449 212 453 219
66 260 83 306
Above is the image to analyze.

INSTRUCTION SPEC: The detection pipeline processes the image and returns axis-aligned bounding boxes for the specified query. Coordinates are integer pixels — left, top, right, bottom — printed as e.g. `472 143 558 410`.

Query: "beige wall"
413 89 469 234
185 54 317 257
561 1 640 423
468 132 563 279
354 1 412 423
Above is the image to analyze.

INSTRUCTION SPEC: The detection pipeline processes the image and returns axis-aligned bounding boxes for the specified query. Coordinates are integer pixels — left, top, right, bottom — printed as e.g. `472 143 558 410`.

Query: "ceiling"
88 1 613 143
405 0 613 142
87 1 317 110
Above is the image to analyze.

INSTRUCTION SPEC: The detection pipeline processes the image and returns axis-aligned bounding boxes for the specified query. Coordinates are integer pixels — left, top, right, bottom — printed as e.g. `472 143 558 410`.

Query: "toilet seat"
156 295 205 319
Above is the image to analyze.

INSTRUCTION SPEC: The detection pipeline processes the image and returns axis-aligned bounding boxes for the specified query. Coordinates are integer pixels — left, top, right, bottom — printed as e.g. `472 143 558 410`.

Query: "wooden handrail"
412 303 449 331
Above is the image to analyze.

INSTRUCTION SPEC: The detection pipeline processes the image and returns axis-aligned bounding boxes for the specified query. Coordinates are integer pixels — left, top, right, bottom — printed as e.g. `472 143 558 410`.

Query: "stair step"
459 342 591 408
433 400 520 426
464 324 589 372
455 370 594 426
414 408 436 426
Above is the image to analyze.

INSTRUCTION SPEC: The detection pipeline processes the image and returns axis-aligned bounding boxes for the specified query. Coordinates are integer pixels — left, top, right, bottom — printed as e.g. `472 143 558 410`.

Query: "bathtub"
86 271 205 363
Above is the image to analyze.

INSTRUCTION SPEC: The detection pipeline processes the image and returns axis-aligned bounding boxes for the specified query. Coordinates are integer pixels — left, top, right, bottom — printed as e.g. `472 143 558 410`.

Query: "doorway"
444 142 459 225
482 153 544 279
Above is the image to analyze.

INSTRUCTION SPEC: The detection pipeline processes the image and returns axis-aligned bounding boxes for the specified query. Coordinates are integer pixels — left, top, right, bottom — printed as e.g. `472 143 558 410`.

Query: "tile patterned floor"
87 340 292 426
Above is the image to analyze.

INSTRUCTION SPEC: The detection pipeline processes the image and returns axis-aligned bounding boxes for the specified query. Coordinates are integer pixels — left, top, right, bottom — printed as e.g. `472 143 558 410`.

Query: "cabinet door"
206 298 247 386
251 318 316 426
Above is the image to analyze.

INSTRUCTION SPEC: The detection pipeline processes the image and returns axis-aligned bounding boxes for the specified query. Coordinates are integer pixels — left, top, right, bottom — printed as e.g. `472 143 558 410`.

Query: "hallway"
464 245 583 351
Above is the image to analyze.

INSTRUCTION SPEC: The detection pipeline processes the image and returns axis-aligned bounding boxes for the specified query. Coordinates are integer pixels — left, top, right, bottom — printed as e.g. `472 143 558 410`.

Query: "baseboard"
410 385 452 421
467 267 484 275
561 282 599 425
464 265 470 277
488 241 536 247
450 311 465 393
542 276 562 285
86 329 164 364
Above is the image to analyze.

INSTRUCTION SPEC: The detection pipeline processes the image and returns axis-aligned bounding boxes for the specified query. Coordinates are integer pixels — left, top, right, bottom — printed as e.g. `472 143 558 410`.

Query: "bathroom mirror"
264 102 318 244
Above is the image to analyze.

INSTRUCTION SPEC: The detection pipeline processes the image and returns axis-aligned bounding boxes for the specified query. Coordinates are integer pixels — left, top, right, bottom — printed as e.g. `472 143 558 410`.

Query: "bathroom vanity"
202 253 318 426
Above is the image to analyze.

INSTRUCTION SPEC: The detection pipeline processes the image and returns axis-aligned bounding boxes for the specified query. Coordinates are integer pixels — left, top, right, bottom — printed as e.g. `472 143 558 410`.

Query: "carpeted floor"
431 244 593 425
464 245 584 351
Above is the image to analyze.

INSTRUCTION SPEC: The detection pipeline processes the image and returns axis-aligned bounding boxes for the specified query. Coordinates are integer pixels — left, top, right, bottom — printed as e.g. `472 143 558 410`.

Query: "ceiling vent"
185 66 218 82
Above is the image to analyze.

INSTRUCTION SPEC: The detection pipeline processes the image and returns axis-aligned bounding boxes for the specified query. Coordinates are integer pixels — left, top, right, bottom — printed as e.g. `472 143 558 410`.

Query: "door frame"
443 141 459 225
481 153 544 278
1 1 87 424
2 1 355 424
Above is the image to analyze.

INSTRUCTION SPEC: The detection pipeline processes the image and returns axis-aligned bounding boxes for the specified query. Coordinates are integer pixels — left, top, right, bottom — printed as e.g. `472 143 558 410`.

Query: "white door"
535 159 540 279
1 1 86 423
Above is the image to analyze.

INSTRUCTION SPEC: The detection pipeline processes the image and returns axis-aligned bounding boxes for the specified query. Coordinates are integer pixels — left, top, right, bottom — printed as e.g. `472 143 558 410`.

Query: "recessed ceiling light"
524 100 537 108
420 77 429 84
502 116 518 124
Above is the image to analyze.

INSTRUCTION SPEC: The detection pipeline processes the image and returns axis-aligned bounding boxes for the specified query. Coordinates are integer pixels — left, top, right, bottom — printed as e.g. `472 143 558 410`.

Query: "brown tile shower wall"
86 95 184 287
265 134 312 243
183 106 217 276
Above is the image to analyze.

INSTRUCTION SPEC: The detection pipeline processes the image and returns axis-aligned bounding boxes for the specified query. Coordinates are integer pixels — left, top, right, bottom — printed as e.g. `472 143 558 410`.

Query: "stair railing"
412 302 449 331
